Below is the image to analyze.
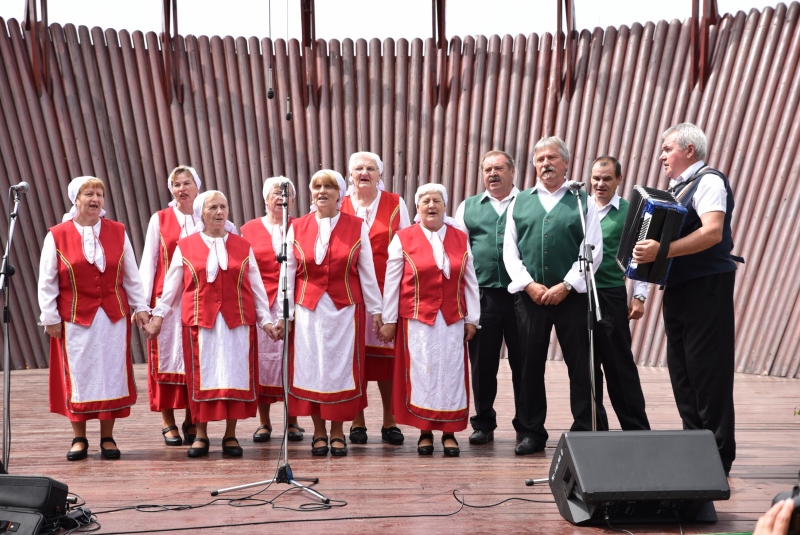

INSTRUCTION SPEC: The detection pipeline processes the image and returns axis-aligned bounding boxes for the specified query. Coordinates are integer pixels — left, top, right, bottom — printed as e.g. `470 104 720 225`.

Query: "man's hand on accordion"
524 281 548 305
633 239 661 264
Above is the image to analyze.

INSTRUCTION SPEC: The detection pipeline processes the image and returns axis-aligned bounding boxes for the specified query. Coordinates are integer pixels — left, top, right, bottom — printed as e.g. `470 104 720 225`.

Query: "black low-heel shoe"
381 426 405 445
442 434 460 457
66 437 88 461
100 437 121 459
187 437 210 458
330 437 348 456
162 426 183 446
311 436 329 456
252 425 272 443
417 433 434 455
222 437 243 456
287 423 305 442
349 426 368 444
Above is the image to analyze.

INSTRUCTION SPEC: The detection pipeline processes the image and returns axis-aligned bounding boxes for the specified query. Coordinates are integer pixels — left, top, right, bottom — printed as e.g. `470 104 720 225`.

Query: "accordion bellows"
616 186 688 285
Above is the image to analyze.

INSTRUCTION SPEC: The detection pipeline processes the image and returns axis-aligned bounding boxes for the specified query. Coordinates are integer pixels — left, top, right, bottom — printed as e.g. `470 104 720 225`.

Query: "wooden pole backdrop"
1 3 799 377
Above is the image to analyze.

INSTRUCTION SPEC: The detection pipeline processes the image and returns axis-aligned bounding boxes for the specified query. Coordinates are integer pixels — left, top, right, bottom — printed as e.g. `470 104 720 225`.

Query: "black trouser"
663 271 736 472
513 291 608 446
595 286 650 431
468 288 523 433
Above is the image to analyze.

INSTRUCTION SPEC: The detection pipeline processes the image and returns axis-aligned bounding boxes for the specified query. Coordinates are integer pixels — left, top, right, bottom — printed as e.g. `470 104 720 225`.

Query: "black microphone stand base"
211 463 329 503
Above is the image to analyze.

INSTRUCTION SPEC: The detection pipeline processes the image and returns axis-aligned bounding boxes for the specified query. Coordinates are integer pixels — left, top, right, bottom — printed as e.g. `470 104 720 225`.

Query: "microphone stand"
211 181 329 504
1 189 24 474
569 184 603 431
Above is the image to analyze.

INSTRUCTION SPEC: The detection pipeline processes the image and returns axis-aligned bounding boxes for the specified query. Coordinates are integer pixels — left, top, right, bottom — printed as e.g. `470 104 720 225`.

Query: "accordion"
616 186 687 284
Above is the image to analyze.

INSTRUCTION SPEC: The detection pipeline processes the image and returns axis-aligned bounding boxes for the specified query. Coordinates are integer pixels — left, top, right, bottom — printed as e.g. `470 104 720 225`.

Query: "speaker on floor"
0 475 68 519
549 430 730 525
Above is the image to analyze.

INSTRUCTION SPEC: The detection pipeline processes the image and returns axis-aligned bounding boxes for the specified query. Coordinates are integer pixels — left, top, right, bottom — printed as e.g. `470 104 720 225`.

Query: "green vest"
513 189 584 287
463 194 512 288
595 198 628 289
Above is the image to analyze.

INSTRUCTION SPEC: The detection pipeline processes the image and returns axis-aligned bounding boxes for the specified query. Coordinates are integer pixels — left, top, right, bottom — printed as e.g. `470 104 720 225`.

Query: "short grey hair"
480 150 516 172
533 136 570 163
663 123 707 160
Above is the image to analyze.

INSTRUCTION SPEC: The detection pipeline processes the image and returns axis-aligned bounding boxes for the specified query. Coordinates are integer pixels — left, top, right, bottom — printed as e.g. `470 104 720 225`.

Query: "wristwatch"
633 294 646 302
562 280 573 292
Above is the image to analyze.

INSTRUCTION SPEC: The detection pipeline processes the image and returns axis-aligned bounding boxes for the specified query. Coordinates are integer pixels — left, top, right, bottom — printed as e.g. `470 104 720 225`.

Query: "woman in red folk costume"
340 152 410 447
38 176 150 461
146 191 281 458
285 170 383 457
240 176 304 443
379 184 480 457
139 166 202 447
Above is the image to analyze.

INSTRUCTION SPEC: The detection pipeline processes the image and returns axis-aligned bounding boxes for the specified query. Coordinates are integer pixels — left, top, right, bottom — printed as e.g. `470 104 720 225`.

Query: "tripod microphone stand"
211 181 329 504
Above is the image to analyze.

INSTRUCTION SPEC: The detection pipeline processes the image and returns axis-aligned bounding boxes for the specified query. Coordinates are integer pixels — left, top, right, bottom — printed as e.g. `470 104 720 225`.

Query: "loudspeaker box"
549 430 730 525
0 475 68 519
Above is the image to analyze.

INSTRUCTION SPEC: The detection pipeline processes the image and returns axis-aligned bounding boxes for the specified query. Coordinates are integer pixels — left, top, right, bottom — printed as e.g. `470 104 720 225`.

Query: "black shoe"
100 437 121 459
162 426 183 446
442 434 460 457
330 437 348 456
417 433 434 455
252 425 272 443
515 437 544 455
222 437 243 456
187 437 210 458
287 423 305 442
66 437 88 461
381 426 405 445
349 426 368 444
468 429 494 444
181 422 196 446
311 436 329 456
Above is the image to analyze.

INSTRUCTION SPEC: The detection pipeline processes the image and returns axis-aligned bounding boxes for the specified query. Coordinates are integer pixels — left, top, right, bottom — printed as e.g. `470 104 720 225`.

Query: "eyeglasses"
353 166 379 174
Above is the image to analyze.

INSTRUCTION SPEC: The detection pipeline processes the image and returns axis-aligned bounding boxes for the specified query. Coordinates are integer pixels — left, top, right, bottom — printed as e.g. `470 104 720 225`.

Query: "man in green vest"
454 150 522 446
503 136 608 455
589 156 650 430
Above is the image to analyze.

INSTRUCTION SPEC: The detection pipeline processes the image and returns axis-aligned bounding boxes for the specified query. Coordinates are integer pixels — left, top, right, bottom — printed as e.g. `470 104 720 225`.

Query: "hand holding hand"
378 323 397 344
524 282 547 305
144 316 163 340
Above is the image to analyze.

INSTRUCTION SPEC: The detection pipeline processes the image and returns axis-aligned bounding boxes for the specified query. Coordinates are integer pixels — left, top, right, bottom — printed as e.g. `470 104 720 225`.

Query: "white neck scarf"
426 226 450 279
204 233 228 283
315 217 333 265
75 221 106 272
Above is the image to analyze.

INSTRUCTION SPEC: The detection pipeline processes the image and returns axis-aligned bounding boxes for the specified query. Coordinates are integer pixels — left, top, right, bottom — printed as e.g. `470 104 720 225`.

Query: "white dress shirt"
669 160 728 216
503 181 603 294
453 187 520 236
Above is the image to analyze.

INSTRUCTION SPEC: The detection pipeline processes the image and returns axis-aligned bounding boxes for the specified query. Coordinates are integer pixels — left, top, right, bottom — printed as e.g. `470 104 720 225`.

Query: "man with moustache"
633 123 738 474
454 150 523 445
503 137 608 455
590 156 650 431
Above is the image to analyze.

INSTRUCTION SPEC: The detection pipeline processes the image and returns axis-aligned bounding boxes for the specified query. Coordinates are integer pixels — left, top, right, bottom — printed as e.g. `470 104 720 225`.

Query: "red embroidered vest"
341 191 402 290
50 219 130 326
152 208 183 304
396 224 469 326
178 233 256 329
240 217 292 308
292 212 364 311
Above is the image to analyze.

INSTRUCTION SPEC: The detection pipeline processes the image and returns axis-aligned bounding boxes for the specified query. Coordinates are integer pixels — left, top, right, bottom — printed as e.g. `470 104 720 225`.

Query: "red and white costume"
285 212 382 421
240 217 291 402
153 231 274 423
383 223 480 432
38 219 148 421
340 191 410 381
139 207 200 411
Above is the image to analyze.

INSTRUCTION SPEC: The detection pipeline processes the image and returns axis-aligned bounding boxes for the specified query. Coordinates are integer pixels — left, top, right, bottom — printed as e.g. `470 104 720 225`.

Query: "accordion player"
616 186 687 284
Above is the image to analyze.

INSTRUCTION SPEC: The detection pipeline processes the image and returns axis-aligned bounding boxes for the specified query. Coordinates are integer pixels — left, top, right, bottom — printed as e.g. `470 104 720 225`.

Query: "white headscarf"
309 170 347 212
193 190 238 235
413 183 455 278
62 176 107 222
167 166 202 207
262 175 296 212
347 151 385 195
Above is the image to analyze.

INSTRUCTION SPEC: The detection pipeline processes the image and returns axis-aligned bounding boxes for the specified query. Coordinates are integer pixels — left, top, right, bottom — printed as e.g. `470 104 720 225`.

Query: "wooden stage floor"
1 361 797 534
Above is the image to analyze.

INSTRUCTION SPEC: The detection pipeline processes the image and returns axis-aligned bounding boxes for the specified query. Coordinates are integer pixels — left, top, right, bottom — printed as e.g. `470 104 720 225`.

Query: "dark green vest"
513 189 584 287
463 195 512 288
596 198 628 289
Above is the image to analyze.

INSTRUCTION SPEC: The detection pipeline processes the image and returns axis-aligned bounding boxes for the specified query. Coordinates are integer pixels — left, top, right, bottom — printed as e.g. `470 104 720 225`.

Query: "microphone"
285 95 292 121
10 182 29 193
565 180 585 192
267 64 274 99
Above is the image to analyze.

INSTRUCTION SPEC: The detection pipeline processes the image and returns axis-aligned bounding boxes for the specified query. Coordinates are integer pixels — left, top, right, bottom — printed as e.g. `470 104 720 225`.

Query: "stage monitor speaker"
0 475 68 519
0 507 44 535
549 430 730 526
